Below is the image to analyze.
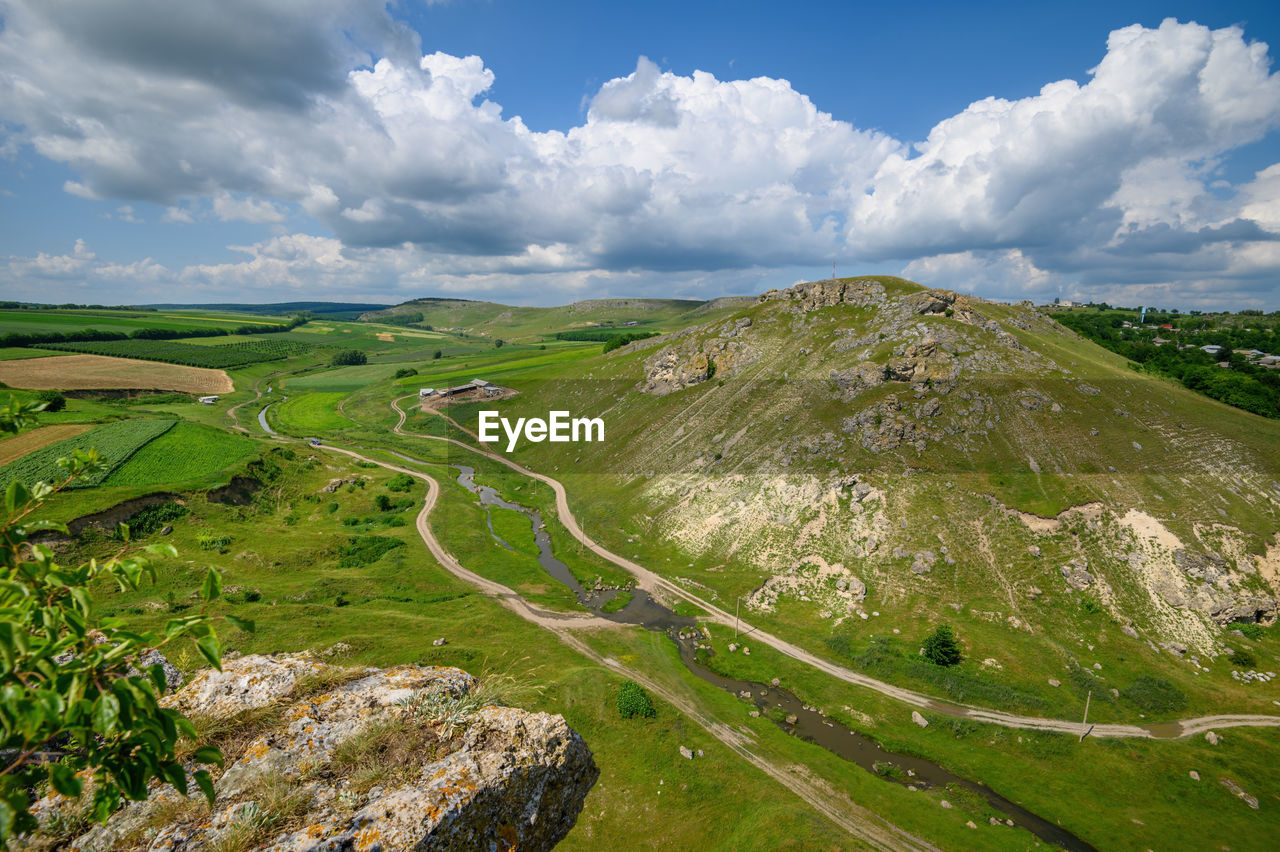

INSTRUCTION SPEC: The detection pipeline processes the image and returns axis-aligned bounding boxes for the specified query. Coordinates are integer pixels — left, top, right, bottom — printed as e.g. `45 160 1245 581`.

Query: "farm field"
0 308 281 337
0 354 234 393
0 423 90 466
0 347 57 361
273 392 353 433
102 421 259 487
0 419 174 487
39 337 313 368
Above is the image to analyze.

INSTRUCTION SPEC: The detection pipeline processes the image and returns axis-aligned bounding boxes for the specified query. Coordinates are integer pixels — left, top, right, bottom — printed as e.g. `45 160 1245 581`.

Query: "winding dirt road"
388 397 1280 742
316 440 939 852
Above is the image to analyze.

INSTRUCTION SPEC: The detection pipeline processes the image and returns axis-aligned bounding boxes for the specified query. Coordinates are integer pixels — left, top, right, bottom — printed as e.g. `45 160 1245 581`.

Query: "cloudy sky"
2 0 1279 310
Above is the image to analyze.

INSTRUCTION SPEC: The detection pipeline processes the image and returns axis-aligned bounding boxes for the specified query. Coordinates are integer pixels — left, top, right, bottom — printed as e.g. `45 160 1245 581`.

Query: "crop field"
102 421 259 486
0 308 280 337
0 424 91 466
0 347 57 361
0 419 175 488
0 354 234 393
273 392 353 433
39 337 313 368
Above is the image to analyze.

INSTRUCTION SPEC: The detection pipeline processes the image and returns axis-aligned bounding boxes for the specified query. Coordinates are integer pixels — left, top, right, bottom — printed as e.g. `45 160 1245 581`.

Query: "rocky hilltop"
511 276 1280 661
26 653 597 851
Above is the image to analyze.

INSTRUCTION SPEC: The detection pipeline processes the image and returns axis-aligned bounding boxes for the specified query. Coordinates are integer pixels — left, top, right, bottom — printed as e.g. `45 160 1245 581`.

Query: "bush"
921 624 963 667
35 390 66 412
1122 676 1187 713
386 473 414 492
330 349 367 366
1229 621 1265 640
433 350 442 359
373 494 392 511
196 533 232 552
1229 650 1257 668
393 367 418 379
616 680 656 719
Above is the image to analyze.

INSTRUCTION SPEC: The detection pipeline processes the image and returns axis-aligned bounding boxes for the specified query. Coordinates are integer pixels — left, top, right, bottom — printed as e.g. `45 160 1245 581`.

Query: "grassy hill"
359 296 752 343
445 276 1280 724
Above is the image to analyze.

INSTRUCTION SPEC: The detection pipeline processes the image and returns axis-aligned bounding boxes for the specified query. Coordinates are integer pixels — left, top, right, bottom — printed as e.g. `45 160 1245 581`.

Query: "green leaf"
199 568 222 602
92 693 120 734
193 769 215 806
224 614 255 633
194 632 221 671
48 764 83 799
5 480 32 515
160 763 188 796
192 745 224 767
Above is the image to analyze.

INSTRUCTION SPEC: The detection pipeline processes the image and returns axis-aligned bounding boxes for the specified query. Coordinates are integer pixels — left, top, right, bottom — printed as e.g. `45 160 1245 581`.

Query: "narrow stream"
448 461 1094 851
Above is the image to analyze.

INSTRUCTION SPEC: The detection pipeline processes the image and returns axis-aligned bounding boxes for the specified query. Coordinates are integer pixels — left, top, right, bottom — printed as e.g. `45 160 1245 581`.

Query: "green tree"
432 350 443 360
493 339 505 349
920 624 962 667
34 391 66 413
0 395 250 841
330 349 367 366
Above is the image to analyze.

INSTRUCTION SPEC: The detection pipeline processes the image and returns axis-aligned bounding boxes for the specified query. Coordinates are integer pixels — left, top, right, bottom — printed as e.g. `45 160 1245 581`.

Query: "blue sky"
2 0 1279 309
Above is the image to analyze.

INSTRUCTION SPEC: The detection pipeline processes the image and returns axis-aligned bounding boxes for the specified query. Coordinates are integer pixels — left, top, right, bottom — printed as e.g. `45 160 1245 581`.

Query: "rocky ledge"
26 653 597 851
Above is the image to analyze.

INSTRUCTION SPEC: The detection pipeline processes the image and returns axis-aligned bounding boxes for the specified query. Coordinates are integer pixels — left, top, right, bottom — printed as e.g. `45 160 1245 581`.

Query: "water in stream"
449 462 1094 851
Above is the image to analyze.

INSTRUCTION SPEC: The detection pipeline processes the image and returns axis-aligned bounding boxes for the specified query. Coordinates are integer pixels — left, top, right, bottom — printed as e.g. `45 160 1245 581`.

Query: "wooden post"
1079 690 1092 742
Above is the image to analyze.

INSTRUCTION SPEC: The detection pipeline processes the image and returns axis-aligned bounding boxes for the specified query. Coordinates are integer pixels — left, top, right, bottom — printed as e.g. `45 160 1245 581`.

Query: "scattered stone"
771 678 780 687
966 821 977 829
785 715 798 725
1221 777 1260 809
742 647 751 655
1205 731 1221 745
1048 678 1061 687
1189 770 1200 781
432 638 448 646
749 710 760 718
728 643 738 653
679 746 694 760
911 711 929 728
1121 624 1139 639
1027 545 1041 558
940 800 953 809
159 525 173 536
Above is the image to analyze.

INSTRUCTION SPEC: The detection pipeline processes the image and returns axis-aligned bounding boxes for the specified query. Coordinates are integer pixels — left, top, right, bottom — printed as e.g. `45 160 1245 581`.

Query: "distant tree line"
0 315 309 349
1057 311 1280 419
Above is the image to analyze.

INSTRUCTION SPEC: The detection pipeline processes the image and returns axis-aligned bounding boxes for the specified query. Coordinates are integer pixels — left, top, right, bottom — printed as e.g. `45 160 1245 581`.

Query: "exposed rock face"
758 278 888 311
33 654 597 852
641 316 756 395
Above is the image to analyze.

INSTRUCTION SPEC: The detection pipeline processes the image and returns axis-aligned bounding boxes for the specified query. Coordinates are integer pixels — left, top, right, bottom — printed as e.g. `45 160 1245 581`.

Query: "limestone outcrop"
26 653 597 851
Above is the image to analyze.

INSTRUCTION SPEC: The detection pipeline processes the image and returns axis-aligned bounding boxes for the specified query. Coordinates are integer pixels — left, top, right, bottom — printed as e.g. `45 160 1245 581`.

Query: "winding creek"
446 462 1096 852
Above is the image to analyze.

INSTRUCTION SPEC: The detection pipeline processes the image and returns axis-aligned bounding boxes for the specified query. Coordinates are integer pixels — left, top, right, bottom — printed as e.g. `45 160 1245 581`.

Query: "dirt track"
317 438 937 852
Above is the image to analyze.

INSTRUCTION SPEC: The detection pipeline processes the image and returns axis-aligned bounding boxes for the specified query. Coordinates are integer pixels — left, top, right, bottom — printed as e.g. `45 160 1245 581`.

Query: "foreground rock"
27 653 597 851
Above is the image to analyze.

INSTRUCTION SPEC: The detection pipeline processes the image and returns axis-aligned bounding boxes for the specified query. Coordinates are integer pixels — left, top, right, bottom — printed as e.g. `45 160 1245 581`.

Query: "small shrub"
1080 598 1102 614
433 350 442 359
1122 676 1187 713
327 501 339 513
1229 621 1264 640
386 473 414 492
616 680 656 719
337 535 405 569
1229 650 1257 668
197 533 232 552
374 494 392 511
35 389 67 412
393 367 418 379
921 624 963 667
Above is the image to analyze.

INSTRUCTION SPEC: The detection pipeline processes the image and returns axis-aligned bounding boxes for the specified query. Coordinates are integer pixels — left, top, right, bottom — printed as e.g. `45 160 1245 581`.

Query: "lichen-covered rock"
29 654 596 852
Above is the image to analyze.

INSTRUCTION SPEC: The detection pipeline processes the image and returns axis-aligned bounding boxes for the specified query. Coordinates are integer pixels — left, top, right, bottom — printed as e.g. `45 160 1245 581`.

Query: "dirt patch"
208 475 262 506
0 354 233 394
992 498 1105 534
1118 509 1184 551
0 423 90 466
376 332 395 341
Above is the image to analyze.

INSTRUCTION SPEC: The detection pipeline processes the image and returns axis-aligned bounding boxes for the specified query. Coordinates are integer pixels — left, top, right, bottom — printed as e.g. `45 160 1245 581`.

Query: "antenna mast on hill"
832 261 837 281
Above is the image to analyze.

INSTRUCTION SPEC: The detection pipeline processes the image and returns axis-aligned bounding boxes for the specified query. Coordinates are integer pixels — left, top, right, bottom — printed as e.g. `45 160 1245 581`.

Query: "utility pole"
831 261 837 281
734 596 741 640
1079 690 1093 742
